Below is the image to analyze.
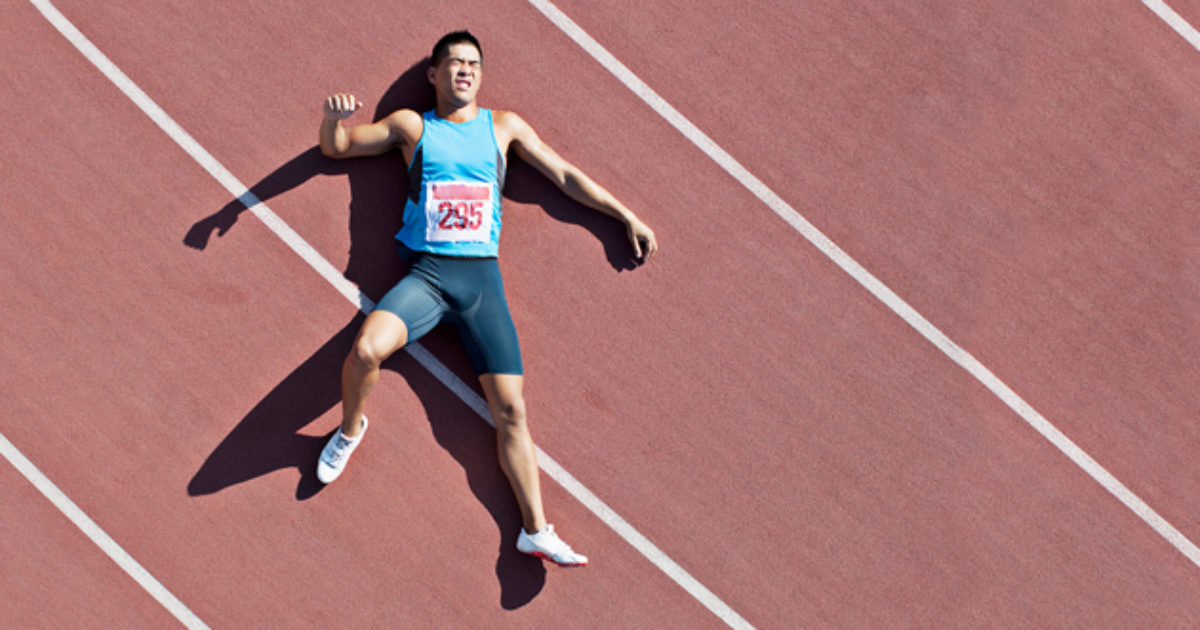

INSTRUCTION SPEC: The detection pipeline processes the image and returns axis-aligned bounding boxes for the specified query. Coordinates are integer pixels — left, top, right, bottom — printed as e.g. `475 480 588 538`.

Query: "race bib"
424 181 494 243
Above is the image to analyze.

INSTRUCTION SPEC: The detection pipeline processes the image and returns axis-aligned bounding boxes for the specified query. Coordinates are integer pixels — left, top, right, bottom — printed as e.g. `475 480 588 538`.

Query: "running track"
4 1 1200 627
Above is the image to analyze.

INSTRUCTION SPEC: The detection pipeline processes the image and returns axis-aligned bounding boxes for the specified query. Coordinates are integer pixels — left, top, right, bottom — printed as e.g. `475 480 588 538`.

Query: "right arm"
319 93 420 159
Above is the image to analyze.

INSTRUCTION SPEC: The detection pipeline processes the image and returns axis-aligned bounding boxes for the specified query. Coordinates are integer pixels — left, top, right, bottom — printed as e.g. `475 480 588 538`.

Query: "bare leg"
340 310 408 437
480 373 547 534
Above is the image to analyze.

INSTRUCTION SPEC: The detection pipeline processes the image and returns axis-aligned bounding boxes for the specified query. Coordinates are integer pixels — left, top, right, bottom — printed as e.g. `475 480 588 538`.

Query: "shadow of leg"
190 314 551 602
188 314 364 500
385 332 548 608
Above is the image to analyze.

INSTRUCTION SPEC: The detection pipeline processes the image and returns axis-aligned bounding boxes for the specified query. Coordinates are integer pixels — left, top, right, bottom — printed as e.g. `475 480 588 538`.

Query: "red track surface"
4 1 1200 627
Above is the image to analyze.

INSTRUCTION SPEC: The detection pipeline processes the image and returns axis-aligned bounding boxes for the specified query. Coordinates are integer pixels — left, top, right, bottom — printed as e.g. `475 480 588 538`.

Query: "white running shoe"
316 416 368 484
517 524 588 567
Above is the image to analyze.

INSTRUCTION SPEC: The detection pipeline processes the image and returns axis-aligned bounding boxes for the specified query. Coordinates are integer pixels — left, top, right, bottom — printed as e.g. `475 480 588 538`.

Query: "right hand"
323 93 363 120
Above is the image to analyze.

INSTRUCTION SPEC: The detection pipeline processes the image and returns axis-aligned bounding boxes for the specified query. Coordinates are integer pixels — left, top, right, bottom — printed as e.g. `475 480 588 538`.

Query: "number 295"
437 201 484 230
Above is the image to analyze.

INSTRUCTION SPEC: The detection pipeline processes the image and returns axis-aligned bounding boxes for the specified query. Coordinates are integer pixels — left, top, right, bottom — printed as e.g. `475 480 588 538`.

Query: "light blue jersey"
396 109 506 257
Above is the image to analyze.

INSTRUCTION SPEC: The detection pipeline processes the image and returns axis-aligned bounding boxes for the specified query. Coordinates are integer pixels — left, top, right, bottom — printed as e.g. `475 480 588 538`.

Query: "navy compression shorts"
375 253 523 376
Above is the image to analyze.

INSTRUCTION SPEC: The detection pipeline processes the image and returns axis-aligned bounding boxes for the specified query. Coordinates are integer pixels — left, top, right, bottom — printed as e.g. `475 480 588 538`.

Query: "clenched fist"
323 93 363 120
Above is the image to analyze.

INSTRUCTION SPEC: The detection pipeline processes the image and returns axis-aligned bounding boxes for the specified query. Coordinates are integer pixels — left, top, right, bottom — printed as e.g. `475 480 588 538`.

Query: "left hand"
627 218 658 261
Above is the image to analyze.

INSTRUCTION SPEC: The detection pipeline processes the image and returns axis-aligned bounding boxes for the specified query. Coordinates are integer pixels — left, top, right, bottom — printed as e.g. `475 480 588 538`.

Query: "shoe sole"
526 551 588 568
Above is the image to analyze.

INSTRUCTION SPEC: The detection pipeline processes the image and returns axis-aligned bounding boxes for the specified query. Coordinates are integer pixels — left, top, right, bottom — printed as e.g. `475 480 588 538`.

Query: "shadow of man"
185 59 433 500
184 57 638 608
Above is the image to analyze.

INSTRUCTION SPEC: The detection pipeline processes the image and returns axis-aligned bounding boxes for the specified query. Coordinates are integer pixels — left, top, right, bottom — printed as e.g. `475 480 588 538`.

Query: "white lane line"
1143 0 1200 50
26 1 751 628
526 0 1200 571
27 0 365 313
0 433 209 630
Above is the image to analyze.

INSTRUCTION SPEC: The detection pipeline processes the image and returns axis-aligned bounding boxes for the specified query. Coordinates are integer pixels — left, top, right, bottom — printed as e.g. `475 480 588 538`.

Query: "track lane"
9 0 1200 626
0 454 182 627
2 1 728 627
550 0 1200 570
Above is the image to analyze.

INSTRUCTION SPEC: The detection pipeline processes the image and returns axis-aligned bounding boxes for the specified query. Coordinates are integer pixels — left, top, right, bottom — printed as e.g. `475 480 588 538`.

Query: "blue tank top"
396 109 506 257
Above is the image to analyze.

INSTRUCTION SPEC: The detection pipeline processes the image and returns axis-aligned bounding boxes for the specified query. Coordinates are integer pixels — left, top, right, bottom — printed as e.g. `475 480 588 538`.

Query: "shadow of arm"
184 146 349 249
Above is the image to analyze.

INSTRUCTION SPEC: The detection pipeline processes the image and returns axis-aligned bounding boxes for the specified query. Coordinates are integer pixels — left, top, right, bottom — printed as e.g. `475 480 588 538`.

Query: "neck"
436 100 479 123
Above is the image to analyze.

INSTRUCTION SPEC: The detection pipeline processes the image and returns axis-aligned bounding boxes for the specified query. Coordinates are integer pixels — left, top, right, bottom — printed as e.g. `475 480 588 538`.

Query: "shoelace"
323 434 353 465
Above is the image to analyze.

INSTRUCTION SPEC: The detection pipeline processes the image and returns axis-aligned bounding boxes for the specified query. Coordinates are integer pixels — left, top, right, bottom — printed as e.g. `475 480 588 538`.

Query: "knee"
346 312 408 373
347 337 387 371
493 396 527 430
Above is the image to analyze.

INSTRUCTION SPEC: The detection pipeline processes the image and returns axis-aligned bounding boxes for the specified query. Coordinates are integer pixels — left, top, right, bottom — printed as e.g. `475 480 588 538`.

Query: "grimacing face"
429 42 482 107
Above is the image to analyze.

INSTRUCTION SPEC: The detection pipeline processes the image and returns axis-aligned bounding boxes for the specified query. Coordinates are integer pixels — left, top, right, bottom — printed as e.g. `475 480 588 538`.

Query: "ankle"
341 415 367 438
523 522 549 537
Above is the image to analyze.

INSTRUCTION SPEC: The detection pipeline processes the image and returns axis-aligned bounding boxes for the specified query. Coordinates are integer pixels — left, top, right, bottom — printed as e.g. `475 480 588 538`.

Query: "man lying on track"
315 30 657 567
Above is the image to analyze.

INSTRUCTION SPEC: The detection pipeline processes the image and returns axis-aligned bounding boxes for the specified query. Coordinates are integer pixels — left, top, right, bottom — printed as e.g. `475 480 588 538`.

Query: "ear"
426 66 436 85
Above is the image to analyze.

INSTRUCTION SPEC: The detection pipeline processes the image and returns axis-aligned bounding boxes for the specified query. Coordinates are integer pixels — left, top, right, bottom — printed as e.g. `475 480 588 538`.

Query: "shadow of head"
374 56 436 122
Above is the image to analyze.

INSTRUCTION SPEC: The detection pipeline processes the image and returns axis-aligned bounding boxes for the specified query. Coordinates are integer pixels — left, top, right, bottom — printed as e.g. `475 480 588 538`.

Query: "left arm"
496 111 658 261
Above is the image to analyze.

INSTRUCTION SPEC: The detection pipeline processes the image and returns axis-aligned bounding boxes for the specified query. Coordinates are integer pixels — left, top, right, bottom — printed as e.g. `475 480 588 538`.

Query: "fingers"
629 222 658 262
642 233 658 260
323 93 363 120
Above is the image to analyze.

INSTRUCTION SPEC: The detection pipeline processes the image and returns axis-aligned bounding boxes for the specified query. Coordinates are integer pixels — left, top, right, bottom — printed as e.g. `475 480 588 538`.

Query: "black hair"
431 30 482 67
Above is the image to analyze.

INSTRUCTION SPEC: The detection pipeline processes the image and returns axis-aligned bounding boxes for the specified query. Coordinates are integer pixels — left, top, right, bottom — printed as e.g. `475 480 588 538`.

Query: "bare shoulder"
382 108 424 144
492 109 536 149
384 107 422 126
491 109 527 128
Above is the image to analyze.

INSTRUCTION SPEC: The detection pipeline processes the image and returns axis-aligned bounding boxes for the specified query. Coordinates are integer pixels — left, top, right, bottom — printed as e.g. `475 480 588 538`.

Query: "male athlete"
315 31 657 567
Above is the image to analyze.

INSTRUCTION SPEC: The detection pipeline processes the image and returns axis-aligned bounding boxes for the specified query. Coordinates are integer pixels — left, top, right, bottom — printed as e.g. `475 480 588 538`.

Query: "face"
428 42 483 107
